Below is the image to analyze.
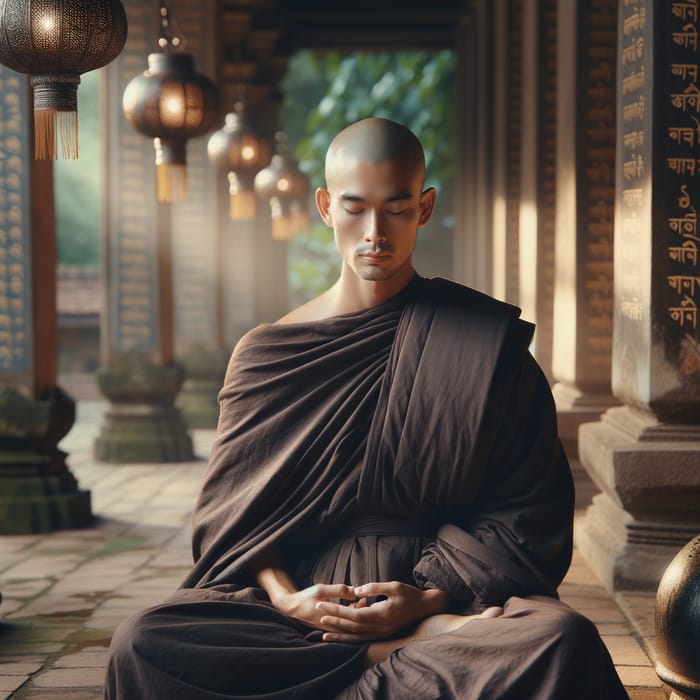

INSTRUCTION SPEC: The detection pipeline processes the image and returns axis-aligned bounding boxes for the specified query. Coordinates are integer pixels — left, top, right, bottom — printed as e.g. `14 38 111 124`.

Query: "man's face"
316 157 435 283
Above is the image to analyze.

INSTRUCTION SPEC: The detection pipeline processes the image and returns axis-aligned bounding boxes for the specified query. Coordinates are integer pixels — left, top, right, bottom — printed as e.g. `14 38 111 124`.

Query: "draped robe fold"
105 276 628 699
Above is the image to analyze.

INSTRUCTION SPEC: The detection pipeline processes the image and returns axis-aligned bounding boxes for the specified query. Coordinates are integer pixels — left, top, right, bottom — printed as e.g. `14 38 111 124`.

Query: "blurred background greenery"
54 50 456 305
280 50 456 306
54 69 101 268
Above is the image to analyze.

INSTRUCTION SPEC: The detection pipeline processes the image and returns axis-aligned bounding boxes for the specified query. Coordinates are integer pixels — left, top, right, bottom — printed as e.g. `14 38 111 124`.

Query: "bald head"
325 118 426 188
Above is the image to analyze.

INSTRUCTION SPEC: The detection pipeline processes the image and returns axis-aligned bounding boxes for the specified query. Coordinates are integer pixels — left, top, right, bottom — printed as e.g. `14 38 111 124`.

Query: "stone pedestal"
0 388 91 534
0 68 91 533
552 0 619 459
94 352 193 462
553 384 619 461
577 0 700 591
176 346 229 429
577 407 700 590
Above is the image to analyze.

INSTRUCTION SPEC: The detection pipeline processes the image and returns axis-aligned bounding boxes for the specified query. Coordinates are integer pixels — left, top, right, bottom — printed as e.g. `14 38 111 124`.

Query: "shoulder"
418 276 522 319
274 289 336 325
416 276 535 349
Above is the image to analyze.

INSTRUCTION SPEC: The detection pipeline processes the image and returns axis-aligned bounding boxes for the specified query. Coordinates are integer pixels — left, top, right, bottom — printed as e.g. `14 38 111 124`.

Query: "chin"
358 267 396 282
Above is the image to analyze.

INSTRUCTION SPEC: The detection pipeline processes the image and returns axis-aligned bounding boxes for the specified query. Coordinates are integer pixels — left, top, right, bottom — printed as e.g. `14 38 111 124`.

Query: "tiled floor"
0 401 668 699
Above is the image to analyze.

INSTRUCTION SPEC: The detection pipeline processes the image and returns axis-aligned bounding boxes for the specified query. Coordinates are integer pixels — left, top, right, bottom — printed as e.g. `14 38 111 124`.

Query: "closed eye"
343 207 364 215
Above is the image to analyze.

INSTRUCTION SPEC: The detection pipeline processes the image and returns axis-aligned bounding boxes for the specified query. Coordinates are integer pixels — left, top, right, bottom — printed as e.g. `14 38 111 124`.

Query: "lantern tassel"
34 109 79 160
230 190 256 219
157 163 187 202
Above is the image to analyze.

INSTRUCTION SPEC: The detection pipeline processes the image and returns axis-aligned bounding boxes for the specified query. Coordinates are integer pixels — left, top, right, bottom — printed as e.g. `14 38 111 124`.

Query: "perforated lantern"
0 0 128 159
122 50 219 203
254 133 310 240
207 102 272 220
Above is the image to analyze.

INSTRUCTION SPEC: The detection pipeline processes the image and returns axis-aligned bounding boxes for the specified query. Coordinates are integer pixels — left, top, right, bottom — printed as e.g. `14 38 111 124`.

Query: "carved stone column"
95 1 193 462
552 0 620 459
577 0 700 591
0 69 91 533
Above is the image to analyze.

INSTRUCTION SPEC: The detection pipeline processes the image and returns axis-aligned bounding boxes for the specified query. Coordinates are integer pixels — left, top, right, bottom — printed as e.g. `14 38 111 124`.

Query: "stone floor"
0 400 669 699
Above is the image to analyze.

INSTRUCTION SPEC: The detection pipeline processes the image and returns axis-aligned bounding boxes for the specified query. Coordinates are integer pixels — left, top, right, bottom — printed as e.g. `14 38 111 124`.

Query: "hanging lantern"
0 0 128 160
254 132 310 240
207 102 272 220
122 1 218 202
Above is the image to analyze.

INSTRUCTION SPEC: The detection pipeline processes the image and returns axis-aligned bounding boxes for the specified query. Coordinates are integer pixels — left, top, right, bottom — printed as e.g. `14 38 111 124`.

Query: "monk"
105 118 628 699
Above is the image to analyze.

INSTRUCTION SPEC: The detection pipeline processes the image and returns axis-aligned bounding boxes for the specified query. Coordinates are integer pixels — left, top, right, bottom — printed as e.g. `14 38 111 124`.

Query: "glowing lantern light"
0 0 128 159
121 1 218 202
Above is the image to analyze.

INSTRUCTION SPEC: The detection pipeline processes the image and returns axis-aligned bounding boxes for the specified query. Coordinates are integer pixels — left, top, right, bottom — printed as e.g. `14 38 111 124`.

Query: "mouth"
359 251 391 263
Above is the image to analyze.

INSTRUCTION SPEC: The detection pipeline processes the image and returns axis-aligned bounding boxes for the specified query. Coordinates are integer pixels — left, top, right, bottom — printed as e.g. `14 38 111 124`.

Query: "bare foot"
413 606 504 639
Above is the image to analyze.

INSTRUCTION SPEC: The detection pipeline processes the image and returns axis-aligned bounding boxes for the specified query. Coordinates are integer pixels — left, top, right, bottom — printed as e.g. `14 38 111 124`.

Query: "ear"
418 187 437 226
315 188 333 227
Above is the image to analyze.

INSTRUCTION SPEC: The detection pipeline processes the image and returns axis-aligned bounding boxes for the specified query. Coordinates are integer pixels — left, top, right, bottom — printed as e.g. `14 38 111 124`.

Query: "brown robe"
105 276 628 699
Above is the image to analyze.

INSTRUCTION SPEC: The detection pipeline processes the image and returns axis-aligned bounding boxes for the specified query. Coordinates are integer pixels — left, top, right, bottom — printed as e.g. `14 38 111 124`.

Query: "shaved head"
325 118 426 189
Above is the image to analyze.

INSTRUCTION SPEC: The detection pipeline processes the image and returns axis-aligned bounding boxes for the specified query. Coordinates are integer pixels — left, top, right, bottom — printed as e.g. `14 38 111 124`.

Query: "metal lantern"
254 132 310 240
0 0 128 159
207 102 272 220
121 2 218 203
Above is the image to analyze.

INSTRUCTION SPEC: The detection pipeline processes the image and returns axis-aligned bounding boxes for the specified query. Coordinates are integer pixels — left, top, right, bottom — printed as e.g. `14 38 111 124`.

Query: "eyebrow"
340 191 413 203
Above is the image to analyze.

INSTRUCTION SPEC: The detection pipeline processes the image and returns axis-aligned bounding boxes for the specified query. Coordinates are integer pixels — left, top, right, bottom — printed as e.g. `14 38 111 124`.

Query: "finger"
319 614 375 634
353 581 402 598
322 631 376 643
315 583 356 601
316 602 363 621
317 600 388 622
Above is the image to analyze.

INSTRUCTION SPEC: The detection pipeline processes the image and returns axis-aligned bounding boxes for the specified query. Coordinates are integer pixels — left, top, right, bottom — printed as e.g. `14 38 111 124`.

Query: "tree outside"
280 50 456 307
54 69 102 269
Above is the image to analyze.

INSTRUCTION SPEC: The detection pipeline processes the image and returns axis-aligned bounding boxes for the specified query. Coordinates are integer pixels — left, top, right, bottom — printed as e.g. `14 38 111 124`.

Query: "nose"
364 210 386 243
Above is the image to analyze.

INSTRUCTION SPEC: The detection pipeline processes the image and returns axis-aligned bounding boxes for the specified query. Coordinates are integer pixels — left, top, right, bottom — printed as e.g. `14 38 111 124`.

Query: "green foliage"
280 50 456 306
54 69 101 267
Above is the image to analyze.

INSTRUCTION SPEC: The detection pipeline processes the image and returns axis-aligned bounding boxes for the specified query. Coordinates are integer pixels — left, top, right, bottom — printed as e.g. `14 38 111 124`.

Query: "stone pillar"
577 0 700 591
552 0 620 459
519 0 557 379
491 0 523 306
0 69 91 533
95 0 193 462
170 0 227 429
454 4 493 291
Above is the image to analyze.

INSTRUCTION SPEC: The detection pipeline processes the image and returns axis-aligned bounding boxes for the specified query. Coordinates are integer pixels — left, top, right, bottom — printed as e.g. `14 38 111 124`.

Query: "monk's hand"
316 581 451 642
271 583 358 632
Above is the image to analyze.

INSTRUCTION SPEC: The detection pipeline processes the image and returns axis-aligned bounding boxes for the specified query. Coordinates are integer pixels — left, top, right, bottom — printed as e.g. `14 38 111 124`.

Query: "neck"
328 263 416 316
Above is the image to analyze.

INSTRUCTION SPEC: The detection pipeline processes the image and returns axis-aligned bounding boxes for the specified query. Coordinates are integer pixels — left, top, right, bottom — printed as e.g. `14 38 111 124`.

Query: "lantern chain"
158 0 181 50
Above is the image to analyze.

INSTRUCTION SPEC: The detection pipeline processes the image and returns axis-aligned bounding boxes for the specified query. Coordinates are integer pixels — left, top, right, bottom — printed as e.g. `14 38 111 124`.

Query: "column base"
0 386 92 534
0 452 92 534
95 352 194 463
576 406 700 591
94 403 194 463
553 383 619 459
176 346 229 429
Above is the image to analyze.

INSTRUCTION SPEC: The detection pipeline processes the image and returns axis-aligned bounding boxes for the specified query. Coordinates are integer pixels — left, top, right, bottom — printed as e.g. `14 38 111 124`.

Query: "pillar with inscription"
577 0 700 591
94 1 194 463
170 0 228 430
0 69 91 533
552 0 619 460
